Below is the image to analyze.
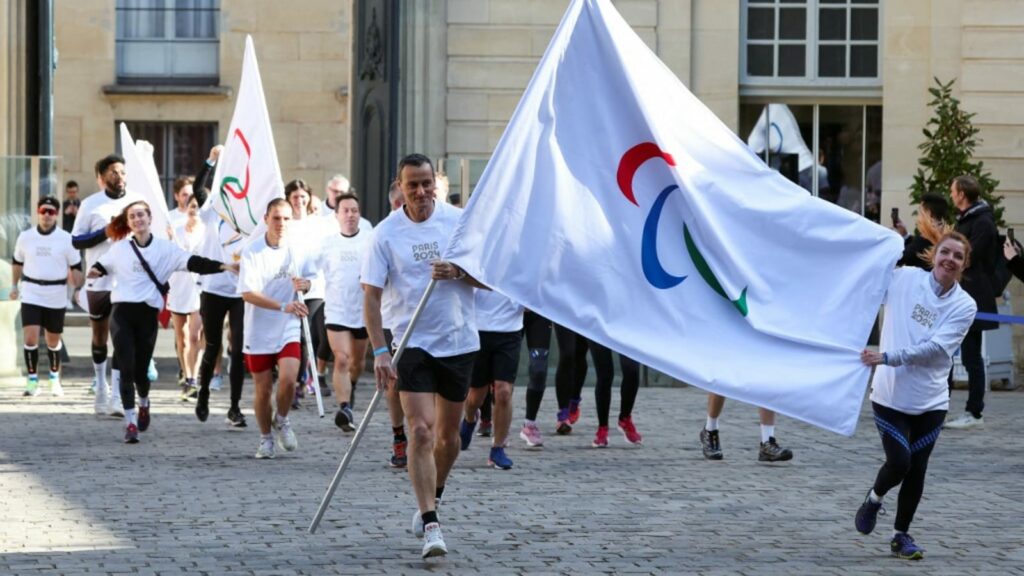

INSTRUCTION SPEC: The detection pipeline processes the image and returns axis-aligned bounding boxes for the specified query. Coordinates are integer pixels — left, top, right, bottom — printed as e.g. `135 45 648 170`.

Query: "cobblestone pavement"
1 350 1022 575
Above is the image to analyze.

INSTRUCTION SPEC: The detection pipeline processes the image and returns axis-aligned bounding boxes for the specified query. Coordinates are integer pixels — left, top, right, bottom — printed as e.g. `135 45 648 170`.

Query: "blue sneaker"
854 491 885 535
459 418 477 451
890 533 924 560
147 359 158 382
488 446 513 470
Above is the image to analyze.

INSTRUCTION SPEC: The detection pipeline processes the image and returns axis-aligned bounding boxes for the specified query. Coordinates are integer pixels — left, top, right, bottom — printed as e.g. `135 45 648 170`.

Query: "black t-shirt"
62 198 81 232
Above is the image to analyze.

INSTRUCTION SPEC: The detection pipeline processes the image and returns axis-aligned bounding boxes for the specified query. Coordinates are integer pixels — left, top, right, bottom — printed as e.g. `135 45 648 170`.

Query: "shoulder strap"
129 238 170 296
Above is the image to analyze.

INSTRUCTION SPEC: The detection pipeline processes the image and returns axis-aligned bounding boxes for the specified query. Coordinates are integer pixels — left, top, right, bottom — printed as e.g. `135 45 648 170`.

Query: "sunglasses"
38 207 58 216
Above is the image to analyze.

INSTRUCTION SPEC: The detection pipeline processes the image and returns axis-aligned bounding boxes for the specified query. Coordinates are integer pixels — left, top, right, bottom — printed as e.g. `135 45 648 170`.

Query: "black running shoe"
700 428 723 460
226 406 247 428
195 386 210 422
390 436 408 468
334 406 355 432
758 437 793 462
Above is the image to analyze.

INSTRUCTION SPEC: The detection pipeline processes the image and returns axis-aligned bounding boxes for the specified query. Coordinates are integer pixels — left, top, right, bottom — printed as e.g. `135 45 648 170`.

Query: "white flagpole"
297 290 325 418
308 278 438 534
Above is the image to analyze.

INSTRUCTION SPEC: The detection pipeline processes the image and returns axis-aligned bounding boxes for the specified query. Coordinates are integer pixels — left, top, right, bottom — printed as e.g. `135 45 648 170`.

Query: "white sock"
524 418 536 426
261 433 273 442
869 490 882 504
49 371 59 380
94 360 108 390
275 413 288 427
110 369 122 399
760 424 774 443
705 416 719 431
124 408 137 426
139 397 150 408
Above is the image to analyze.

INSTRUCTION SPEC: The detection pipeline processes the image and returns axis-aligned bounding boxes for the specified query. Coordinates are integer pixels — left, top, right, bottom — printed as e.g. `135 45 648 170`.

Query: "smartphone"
1009 228 1015 245
891 207 899 226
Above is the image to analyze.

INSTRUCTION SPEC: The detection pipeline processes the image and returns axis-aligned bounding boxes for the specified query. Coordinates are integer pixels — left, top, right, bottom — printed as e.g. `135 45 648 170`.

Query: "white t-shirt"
168 208 188 230
238 234 317 355
96 235 192 310
13 226 80 309
870 267 977 414
475 289 524 333
361 202 478 357
167 221 205 314
321 208 373 235
289 216 332 300
321 228 371 328
197 209 245 298
71 189 143 292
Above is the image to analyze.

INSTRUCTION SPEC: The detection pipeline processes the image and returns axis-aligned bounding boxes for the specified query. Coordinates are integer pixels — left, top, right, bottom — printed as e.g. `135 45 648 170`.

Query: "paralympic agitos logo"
616 142 748 317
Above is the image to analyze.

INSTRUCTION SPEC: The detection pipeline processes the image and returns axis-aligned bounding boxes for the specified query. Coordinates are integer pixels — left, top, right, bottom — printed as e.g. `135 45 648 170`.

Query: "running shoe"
180 383 198 402
176 370 186 388
459 418 477 451
422 523 448 558
335 405 355 432
23 375 40 397
291 388 301 409
943 412 984 430
758 437 793 462
568 396 582 425
390 436 408 468
124 423 139 444
89 377 97 396
556 408 572 435
411 499 441 538
94 389 109 415
699 428 723 460
195 386 210 422
519 422 544 448
890 533 924 560
295 380 305 398
210 374 223 391
226 406 247 428
274 417 298 451
106 396 124 417
255 437 276 459
488 446 514 470
138 404 151 432
476 419 493 437
617 416 643 446
592 425 609 448
147 359 158 382
49 373 64 397
854 490 886 535
319 375 331 398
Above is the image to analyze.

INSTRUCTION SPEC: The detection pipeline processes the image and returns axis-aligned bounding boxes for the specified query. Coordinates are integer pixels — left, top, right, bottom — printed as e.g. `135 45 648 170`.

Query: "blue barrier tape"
975 311 1024 324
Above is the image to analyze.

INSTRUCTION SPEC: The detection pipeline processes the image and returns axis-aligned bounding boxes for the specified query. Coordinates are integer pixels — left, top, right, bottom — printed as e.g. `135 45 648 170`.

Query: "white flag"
119 123 171 239
207 35 283 237
444 0 903 436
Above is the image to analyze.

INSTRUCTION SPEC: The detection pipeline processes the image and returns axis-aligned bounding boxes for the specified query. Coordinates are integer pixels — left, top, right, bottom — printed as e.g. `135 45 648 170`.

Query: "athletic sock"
760 424 774 443
705 416 719 432
261 433 273 442
392 425 405 437
524 418 536 426
340 402 349 410
275 413 288 427
422 510 439 526
23 345 39 375
435 485 445 501
49 371 59 380
93 359 108 389
139 397 150 408
47 343 62 372
869 489 882 504
124 408 137 426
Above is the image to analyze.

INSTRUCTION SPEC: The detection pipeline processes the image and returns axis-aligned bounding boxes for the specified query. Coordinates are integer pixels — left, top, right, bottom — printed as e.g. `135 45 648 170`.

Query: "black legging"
870 402 946 533
198 292 244 410
298 298 324 382
553 324 578 411
523 310 552 421
569 336 640 427
111 302 159 410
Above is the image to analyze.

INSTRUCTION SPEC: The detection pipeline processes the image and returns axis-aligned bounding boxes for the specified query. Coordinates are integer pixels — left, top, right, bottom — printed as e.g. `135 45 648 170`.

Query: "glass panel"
864 106 883 223
819 8 846 40
176 0 219 39
779 8 806 40
118 0 165 39
820 0 845 3
0 156 63 296
740 103 815 190
747 8 775 40
818 44 846 77
850 45 877 77
819 106 865 211
747 44 774 76
850 8 878 40
852 0 879 4
778 45 806 76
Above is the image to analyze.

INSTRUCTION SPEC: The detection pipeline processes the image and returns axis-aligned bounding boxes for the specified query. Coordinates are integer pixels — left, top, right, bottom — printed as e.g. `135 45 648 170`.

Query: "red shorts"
245 341 302 373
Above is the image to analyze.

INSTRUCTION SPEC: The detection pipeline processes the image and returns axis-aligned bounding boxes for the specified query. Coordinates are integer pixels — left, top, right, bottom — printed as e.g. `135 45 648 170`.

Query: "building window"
116 0 220 85
742 0 880 86
740 103 882 222
118 122 217 203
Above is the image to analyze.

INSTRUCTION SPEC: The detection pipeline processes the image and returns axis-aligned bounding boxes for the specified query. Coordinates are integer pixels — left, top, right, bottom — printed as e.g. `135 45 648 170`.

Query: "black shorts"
396 348 476 403
326 324 369 340
471 330 523 388
21 303 66 334
86 290 112 321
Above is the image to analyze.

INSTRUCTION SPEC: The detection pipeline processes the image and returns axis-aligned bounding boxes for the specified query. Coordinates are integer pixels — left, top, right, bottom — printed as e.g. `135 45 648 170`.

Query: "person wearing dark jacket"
896 192 949 270
944 175 998 430
1003 237 1024 281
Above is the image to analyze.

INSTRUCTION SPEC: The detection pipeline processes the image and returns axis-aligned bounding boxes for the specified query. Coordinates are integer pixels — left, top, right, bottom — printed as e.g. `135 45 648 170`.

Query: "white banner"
119 123 171 239
445 0 903 436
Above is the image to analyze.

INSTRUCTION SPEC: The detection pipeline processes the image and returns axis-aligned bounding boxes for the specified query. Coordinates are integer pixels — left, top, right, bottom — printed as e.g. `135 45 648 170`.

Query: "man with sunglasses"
11 197 83 396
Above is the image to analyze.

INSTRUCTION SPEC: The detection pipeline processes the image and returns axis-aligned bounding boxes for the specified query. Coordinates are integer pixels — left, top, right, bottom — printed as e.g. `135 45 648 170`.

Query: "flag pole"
308 278 439 534
297 290 325 418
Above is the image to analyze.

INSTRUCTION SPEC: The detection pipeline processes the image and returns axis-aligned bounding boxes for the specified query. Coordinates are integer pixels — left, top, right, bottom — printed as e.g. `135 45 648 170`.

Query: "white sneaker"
94 390 109 415
421 523 448 558
943 413 984 430
254 437 276 459
274 417 298 451
210 374 223 391
49 375 64 397
411 508 424 538
107 396 125 417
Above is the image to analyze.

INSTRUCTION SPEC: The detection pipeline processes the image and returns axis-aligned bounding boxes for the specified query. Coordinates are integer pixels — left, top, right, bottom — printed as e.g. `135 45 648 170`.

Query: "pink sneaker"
592 425 609 448
519 422 544 448
618 416 643 446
